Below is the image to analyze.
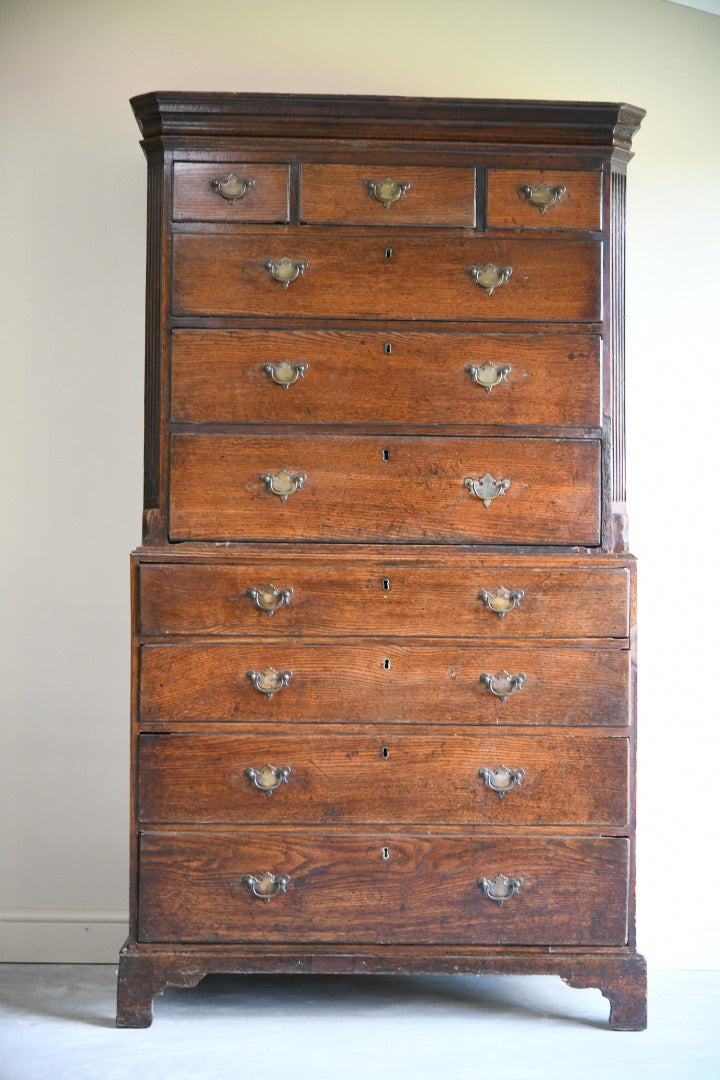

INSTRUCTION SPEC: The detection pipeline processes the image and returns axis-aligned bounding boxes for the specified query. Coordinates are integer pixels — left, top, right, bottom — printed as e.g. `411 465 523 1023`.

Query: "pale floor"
1 965 718 1080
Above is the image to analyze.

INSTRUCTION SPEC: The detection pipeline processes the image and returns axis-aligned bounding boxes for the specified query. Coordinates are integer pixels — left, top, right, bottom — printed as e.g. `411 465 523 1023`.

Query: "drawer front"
172 233 602 321
138 831 629 945
299 164 476 226
171 330 601 428
139 564 629 639
168 434 601 545
139 643 629 726
138 731 629 826
172 163 290 222
487 170 601 230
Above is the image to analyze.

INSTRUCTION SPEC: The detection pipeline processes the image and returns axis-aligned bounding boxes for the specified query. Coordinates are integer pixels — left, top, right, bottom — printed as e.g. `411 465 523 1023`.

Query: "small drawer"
138 563 629 639
137 731 629 826
487 170 601 230
168 434 601 546
300 164 476 226
138 830 629 945
172 163 290 222
138 642 630 727
172 232 602 321
170 330 602 428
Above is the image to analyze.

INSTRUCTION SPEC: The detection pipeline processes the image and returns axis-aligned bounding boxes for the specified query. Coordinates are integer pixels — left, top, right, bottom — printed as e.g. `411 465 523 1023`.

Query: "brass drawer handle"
465 473 510 507
518 180 566 214
247 666 293 698
263 256 308 287
209 172 255 203
244 763 292 796
246 583 293 616
263 360 308 388
261 469 306 501
468 262 513 296
477 872 523 906
477 585 525 618
478 765 525 798
479 669 526 702
364 176 411 208
465 362 511 392
242 871 290 902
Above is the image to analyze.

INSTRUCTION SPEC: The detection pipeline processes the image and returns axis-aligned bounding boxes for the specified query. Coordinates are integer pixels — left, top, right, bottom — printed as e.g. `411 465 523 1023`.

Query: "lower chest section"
133 552 634 951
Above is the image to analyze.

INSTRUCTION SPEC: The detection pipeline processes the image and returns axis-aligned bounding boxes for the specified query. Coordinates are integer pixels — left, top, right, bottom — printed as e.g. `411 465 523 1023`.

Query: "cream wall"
1 0 719 966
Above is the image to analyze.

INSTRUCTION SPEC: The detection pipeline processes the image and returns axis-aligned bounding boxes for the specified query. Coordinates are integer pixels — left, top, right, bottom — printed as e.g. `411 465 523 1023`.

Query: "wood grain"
299 164 475 226
124 92 646 1029
172 233 602 321
172 163 290 223
170 330 601 428
138 831 629 945
168 434 601 545
138 562 629 639
138 642 630 726
137 730 629 826
487 170 601 230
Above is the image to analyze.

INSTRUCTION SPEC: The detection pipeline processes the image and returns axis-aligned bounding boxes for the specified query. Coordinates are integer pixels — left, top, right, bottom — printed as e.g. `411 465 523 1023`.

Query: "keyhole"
384 342 393 355
382 448 390 461
383 658 390 669
382 578 391 591
381 745 390 759
384 247 393 260
382 846 390 860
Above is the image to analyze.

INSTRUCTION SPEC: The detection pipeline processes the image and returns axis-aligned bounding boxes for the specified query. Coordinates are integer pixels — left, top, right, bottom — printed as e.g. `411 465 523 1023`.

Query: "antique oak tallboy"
117 93 646 1029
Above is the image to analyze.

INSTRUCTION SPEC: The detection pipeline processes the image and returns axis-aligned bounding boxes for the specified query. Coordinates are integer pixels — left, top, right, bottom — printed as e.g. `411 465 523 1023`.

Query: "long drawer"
137 731 629 826
172 233 602 321
171 330 601 428
139 643 629 726
138 831 629 945
168 435 601 545
138 562 629 638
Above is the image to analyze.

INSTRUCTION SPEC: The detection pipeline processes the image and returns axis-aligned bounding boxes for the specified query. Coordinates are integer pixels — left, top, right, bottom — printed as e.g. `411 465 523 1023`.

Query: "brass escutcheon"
209 173 255 203
467 263 513 296
478 764 526 799
464 473 511 508
518 180 566 214
364 177 411 208
261 470 306 502
479 669 526 702
263 360 308 388
246 584 293 616
246 667 293 699
262 256 308 287
477 585 525 618
477 872 523 905
244 763 292 796
465 362 511 393
242 871 290 902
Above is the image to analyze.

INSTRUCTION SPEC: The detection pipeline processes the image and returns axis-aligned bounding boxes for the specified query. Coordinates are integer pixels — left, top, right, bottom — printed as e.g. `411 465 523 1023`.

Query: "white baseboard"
2 910 718 969
0 910 128 963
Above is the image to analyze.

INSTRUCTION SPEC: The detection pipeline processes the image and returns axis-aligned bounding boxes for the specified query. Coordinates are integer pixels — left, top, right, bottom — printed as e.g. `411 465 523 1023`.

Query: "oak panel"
168 434 601 545
299 164 475 226
171 330 601 427
138 831 629 945
172 233 602 321
138 563 629 639
487 170 601 230
173 163 290 222
138 731 629 826
138 642 630 726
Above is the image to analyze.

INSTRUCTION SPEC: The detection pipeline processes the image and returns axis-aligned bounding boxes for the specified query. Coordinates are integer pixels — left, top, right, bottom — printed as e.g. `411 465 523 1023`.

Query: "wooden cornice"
131 92 645 152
